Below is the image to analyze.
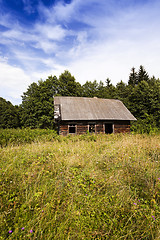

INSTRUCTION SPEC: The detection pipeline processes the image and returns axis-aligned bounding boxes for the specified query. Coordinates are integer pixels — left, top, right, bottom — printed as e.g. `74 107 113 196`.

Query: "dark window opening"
69 124 76 134
89 124 95 133
105 123 113 134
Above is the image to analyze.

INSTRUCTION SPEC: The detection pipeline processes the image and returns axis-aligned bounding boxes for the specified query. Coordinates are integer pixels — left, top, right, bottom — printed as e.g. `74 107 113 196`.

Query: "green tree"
128 80 151 119
127 77 160 129
58 70 82 96
138 65 149 83
148 77 160 127
82 80 99 97
128 67 138 86
105 78 116 98
116 65 160 131
116 80 130 106
96 81 107 98
82 78 116 99
20 76 58 128
0 97 20 128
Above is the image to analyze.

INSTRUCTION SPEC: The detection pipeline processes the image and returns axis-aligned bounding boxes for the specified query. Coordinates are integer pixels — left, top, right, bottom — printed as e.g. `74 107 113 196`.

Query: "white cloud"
35 24 66 41
68 34 160 85
1 0 160 105
0 61 31 104
37 0 79 23
0 59 67 105
33 40 57 54
51 0 80 22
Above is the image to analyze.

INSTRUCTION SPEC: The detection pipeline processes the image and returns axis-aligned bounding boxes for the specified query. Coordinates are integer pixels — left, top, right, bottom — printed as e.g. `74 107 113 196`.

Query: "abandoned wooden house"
54 96 136 136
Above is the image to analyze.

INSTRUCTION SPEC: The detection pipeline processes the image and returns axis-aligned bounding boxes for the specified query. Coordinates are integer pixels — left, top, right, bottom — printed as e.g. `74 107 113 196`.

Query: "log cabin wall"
114 120 131 133
77 123 88 135
59 120 131 136
59 121 90 136
59 124 68 136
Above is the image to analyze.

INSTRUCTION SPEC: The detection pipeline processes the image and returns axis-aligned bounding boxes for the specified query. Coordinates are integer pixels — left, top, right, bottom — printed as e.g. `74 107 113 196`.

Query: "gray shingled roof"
54 96 137 121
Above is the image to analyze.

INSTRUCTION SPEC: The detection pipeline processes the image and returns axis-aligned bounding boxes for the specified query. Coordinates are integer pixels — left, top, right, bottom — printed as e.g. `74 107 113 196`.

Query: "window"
89 124 95 133
69 124 76 134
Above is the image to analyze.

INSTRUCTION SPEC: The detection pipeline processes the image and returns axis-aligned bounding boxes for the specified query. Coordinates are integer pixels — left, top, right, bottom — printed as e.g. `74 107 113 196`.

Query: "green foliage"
128 67 138 86
115 81 130 106
116 66 160 132
131 115 159 134
128 66 149 86
0 97 20 128
82 78 116 99
20 76 58 129
82 80 99 97
0 133 160 239
127 72 160 131
58 70 83 96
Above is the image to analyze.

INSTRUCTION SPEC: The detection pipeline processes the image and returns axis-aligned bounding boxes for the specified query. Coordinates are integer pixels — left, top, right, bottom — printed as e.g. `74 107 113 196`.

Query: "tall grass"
0 128 58 147
0 132 160 239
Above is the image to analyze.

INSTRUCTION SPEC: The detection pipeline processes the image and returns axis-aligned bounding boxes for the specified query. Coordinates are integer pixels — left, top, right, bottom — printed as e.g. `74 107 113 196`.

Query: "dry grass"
0 132 160 239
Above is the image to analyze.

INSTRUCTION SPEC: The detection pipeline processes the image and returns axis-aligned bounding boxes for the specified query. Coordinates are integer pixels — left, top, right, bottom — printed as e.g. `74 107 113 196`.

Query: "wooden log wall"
114 124 130 133
59 120 131 136
114 120 130 134
77 124 88 135
59 124 68 136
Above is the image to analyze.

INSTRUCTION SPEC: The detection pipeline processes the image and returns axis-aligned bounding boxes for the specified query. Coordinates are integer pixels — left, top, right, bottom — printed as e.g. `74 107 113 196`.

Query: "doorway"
105 123 113 134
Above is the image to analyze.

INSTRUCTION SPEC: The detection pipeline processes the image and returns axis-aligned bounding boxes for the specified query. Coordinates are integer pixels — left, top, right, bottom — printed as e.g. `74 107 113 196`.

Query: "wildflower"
69 179 71 181
152 215 155 220
8 230 12 234
30 229 33 233
21 227 24 230
42 210 44 213
158 178 160 181
86 194 87 196
133 203 137 205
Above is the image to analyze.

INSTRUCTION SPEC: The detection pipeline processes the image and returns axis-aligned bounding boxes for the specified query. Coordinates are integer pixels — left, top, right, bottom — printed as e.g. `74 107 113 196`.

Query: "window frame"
68 124 76 134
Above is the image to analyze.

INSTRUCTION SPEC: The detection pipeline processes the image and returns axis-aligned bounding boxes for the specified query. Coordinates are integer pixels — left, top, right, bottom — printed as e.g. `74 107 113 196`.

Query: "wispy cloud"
0 0 160 104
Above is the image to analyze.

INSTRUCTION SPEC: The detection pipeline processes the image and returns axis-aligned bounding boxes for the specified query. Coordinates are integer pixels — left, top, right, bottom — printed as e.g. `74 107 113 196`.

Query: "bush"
131 115 160 134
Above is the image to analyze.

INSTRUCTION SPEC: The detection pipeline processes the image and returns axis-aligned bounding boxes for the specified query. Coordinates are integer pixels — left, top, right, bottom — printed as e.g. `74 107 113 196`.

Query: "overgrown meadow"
0 129 160 239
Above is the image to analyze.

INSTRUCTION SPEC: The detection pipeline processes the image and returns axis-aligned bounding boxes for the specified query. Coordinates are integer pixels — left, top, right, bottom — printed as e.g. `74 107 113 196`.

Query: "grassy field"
0 131 160 239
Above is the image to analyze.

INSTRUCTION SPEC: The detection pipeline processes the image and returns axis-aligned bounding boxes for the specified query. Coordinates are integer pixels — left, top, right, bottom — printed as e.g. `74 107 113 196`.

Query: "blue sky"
0 0 160 105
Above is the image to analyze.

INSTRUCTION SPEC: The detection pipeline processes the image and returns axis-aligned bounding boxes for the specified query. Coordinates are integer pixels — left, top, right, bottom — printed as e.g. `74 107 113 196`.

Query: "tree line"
0 65 160 133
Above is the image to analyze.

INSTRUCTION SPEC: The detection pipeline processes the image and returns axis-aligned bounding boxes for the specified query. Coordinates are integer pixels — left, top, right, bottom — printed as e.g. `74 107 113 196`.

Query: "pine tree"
138 65 149 83
128 67 138 86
